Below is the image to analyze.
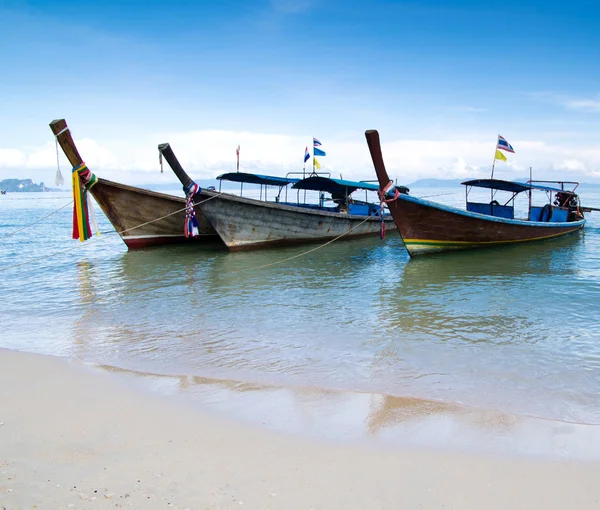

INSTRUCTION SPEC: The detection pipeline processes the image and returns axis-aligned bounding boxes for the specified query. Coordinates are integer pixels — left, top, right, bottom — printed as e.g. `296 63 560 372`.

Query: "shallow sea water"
2 186 600 458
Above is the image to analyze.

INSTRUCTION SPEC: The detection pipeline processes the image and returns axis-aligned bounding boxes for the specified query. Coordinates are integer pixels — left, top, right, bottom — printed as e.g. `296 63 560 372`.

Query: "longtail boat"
158 142 402 251
365 129 588 257
50 119 219 249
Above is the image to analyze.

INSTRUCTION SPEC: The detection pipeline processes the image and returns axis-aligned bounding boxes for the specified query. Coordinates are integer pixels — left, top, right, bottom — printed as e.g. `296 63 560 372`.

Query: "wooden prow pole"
49 119 84 168
364 130 392 190
157 143 195 191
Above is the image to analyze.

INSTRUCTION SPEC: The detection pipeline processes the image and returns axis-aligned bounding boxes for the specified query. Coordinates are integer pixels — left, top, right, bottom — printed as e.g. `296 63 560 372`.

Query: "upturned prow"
157 143 195 191
364 130 392 190
50 119 83 168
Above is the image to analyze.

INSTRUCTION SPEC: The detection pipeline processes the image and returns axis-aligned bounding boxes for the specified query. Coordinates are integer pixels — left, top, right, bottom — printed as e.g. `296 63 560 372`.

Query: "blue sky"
1 0 600 185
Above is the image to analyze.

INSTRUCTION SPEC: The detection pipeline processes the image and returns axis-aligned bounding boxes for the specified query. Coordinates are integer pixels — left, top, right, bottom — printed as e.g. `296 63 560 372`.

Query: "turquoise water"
2 188 600 435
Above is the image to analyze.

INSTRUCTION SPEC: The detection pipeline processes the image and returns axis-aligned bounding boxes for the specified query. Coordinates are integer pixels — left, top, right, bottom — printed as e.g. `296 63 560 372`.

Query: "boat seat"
466 202 514 219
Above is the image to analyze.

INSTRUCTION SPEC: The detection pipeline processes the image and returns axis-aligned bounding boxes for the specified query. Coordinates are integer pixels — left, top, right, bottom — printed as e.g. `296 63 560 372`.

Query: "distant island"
0 179 58 192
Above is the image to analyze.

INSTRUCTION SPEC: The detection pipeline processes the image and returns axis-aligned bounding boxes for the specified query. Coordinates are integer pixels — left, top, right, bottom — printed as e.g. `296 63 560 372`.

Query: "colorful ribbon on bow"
184 182 200 238
72 163 98 242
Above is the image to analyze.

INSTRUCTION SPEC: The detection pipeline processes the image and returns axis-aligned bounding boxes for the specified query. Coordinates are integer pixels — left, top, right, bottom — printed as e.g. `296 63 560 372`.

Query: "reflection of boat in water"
159 142 400 251
401 232 584 282
365 129 589 257
50 119 220 249
374 230 586 346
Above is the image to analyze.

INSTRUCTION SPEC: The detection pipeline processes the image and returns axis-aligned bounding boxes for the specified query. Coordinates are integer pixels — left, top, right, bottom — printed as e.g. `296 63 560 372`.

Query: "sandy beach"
1 348 600 510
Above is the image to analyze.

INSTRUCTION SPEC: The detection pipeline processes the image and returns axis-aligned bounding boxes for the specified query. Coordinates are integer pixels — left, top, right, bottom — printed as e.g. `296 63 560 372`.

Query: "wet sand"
2 348 600 509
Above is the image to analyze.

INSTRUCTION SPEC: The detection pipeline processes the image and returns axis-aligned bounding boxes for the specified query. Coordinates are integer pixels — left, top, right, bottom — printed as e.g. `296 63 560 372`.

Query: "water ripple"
2 189 600 424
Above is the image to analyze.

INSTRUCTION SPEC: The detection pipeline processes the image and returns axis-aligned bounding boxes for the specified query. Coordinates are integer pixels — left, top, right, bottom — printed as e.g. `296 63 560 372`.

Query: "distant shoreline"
3 176 600 193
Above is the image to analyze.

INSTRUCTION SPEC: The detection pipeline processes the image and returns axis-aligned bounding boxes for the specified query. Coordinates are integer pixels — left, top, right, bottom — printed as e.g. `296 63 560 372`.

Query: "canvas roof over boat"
217 172 300 186
292 176 408 195
461 179 568 193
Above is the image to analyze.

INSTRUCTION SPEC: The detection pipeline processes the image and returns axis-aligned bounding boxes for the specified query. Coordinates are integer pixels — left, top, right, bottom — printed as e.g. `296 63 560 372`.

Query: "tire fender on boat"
540 203 554 222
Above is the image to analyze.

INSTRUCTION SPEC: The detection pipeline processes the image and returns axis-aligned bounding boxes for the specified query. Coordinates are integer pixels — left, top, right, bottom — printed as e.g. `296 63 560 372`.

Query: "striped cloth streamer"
71 163 98 242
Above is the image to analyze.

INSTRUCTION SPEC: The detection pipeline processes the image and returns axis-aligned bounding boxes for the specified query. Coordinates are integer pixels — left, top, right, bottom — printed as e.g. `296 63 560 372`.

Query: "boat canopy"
461 179 567 194
292 176 408 196
217 172 300 187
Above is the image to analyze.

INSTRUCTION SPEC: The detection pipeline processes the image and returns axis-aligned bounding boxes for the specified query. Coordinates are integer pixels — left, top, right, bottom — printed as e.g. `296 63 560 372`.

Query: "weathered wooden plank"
197 189 395 250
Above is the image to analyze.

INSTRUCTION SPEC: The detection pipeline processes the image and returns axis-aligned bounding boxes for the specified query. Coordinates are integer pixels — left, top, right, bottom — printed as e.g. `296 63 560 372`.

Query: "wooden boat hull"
388 194 585 257
91 178 219 249
197 189 396 251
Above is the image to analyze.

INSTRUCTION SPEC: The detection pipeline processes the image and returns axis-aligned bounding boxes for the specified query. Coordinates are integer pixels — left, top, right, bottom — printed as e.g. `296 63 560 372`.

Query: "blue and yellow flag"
314 157 321 169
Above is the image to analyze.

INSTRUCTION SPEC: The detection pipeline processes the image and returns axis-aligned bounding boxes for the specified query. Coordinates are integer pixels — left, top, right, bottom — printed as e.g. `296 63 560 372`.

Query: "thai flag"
497 135 515 153
304 147 310 163
313 137 322 147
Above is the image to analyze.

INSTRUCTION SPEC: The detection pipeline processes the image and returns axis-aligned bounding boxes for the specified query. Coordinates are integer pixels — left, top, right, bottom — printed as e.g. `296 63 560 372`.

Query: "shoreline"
97 358 600 461
2 348 600 509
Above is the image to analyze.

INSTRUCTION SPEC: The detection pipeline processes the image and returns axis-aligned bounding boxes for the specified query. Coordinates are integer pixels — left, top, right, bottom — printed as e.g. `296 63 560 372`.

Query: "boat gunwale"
95 177 187 203
198 188 395 221
399 192 586 229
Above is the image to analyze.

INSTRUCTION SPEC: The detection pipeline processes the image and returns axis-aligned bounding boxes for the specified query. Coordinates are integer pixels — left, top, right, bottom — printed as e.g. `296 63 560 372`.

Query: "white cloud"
564 99 600 113
529 91 600 114
0 148 26 168
2 129 600 185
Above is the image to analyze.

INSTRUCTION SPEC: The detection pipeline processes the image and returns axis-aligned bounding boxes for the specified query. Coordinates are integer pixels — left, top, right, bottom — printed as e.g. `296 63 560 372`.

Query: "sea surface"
2 185 600 458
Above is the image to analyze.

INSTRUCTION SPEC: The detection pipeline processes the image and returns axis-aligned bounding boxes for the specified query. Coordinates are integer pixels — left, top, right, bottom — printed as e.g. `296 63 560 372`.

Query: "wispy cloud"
529 91 600 113
564 99 600 113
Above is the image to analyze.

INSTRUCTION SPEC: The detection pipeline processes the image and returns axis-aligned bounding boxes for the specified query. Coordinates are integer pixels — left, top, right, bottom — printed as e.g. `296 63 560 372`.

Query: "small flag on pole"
236 145 240 171
304 147 310 163
313 137 322 147
314 157 321 169
314 147 326 157
495 150 507 162
497 135 515 153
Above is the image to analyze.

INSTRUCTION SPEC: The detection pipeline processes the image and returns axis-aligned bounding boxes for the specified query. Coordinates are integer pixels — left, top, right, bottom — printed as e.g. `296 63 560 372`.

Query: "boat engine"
555 191 584 220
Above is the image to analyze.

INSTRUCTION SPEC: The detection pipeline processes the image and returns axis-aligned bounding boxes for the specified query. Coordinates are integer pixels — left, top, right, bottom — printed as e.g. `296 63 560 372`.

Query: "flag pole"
303 149 306 178
312 138 315 175
490 135 498 179
490 135 498 204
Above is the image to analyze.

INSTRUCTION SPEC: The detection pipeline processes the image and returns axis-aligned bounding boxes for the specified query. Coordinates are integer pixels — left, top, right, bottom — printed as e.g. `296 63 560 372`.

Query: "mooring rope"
227 215 374 274
1 190 385 274
0 192 223 272
114 191 222 236
1 200 74 236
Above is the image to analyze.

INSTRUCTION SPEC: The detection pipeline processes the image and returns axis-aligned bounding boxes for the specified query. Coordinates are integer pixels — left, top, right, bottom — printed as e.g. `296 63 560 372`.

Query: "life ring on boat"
540 204 553 222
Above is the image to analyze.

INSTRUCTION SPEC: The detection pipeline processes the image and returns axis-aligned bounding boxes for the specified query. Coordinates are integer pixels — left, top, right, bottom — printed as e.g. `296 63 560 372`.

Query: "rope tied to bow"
183 181 201 238
54 126 68 187
377 180 400 239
